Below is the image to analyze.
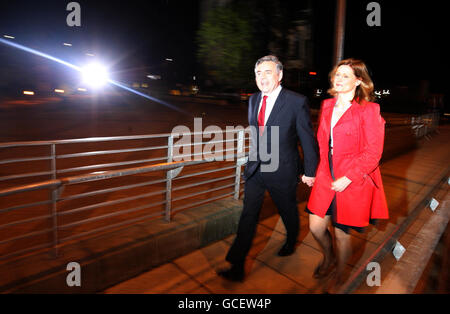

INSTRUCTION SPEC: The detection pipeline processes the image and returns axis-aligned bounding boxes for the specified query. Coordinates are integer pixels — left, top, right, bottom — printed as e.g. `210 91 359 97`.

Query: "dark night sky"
0 0 200 78
312 0 448 94
346 0 447 92
0 0 447 96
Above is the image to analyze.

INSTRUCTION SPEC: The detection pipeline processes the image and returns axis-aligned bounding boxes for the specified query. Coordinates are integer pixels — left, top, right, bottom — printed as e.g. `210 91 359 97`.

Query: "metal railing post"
50 185 62 257
234 130 244 200
165 135 173 222
50 143 59 257
50 143 57 179
424 114 429 136
435 112 440 132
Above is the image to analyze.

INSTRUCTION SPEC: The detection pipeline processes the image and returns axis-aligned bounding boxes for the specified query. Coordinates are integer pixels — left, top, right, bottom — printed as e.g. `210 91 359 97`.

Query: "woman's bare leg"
327 227 352 293
309 214 335 277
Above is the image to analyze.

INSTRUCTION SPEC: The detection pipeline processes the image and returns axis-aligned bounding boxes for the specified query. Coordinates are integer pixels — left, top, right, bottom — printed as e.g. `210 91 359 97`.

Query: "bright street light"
81 63 109 88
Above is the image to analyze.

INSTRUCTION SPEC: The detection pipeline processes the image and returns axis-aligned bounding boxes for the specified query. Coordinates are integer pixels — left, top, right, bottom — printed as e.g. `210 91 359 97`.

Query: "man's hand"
331 176 352 192
302 175 315 187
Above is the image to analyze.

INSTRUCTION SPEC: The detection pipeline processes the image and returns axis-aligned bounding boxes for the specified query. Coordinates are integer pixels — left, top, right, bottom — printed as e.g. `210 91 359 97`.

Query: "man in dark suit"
218 55 319 282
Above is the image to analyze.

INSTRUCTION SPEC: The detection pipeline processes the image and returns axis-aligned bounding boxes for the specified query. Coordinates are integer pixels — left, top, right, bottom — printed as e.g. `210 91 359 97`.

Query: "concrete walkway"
103 125 450 294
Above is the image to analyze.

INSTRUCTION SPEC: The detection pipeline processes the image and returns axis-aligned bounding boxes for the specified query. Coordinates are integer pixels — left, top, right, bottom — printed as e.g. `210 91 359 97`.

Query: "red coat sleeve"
345 102 385 184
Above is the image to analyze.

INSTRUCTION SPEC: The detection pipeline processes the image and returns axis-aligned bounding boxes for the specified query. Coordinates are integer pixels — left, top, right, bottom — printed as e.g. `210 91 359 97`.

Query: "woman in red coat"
306 58 389 291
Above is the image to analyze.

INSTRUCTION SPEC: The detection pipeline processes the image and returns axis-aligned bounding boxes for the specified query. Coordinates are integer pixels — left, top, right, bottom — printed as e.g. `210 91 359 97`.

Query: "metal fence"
0 129 249 260
410 112 440 138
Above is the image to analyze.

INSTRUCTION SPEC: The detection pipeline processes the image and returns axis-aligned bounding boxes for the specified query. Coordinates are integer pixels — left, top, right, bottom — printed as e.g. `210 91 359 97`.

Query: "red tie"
258 95 268 136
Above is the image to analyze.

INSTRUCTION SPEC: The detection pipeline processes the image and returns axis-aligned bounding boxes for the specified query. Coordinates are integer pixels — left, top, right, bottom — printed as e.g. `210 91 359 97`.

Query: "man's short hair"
255 55 283 73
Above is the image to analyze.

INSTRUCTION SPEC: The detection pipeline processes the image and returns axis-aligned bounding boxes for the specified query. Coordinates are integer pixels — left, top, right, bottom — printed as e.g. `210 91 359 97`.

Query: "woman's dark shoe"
313 257 337 279
323 270 346 294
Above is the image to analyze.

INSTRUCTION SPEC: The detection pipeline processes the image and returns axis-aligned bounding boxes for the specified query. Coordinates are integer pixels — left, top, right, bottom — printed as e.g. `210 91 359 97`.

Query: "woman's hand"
331 176 352 192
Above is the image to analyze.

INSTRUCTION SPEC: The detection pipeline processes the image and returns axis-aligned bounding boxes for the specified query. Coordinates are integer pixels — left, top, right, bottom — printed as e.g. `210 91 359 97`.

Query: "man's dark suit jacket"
243 88 318 186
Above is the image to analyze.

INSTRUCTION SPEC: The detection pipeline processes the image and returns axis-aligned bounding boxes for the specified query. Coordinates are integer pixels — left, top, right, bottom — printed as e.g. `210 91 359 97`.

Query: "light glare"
81 63 109 88
0 38 187 114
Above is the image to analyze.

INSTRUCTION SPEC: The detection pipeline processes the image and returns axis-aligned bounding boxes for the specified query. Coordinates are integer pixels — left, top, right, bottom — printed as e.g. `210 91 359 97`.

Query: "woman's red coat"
307 98 389 227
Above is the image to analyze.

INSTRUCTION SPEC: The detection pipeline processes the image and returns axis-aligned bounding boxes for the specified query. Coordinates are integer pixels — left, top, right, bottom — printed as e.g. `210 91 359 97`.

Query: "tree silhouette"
197 5 255 91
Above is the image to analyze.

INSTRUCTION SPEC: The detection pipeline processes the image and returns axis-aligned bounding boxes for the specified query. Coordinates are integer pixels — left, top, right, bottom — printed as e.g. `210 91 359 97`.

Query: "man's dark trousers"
225 166 299 265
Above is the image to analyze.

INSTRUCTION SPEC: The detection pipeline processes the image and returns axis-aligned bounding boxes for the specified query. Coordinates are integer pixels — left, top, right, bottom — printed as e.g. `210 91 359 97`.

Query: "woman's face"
332 65 361 95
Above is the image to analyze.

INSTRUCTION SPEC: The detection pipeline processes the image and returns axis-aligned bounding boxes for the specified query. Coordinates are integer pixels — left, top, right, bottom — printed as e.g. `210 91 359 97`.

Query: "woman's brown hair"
328 58 375 103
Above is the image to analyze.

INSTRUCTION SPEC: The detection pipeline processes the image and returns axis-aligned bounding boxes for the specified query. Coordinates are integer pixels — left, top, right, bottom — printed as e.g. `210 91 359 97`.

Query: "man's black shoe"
217 264 245 282
277 243 296 256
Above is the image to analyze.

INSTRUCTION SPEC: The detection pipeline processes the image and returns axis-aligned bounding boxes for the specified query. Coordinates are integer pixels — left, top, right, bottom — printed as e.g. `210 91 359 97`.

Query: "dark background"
0 0 447 112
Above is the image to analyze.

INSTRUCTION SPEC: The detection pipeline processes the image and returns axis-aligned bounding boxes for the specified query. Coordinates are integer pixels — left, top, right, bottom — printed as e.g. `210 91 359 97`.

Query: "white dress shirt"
257 85 282 125
330 101 352 150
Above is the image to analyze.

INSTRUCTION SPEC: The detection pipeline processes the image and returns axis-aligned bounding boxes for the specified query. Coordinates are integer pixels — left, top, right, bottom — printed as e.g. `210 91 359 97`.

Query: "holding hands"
301 175 315 187
301 175 352 192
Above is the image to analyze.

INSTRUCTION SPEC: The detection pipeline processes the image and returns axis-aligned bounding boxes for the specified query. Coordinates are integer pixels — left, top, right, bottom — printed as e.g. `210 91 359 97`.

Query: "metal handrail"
0 129 248 260
0 154 243 197
0 133 174 148
0 129 250 184
0 129 247 148
0 179 61 196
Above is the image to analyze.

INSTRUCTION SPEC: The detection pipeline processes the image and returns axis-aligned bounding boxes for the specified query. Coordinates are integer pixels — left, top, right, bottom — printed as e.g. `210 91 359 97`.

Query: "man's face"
255 61 282 94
